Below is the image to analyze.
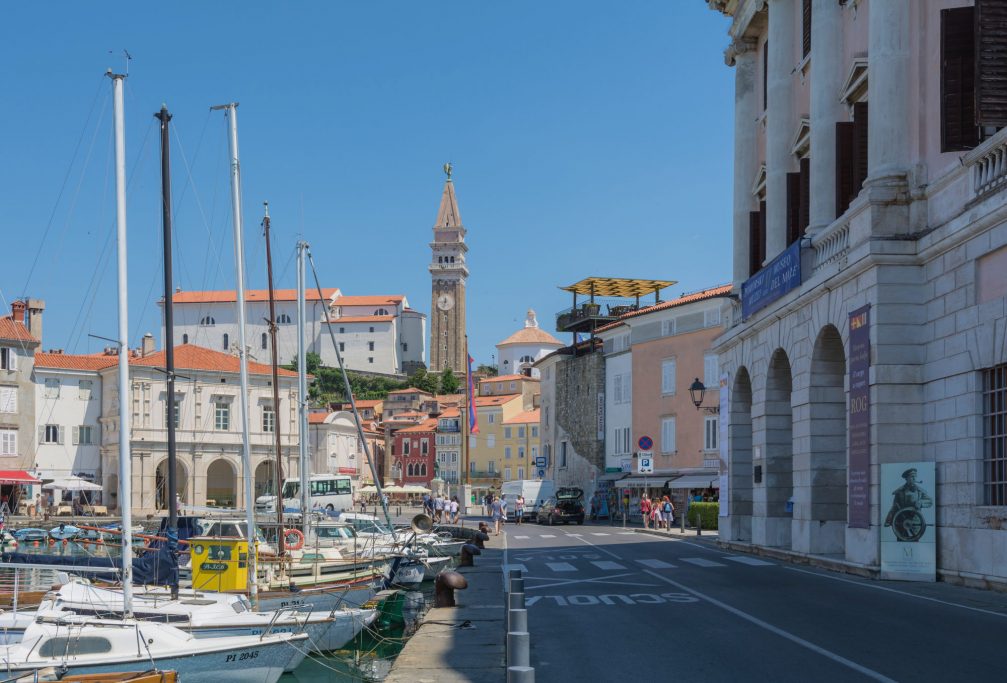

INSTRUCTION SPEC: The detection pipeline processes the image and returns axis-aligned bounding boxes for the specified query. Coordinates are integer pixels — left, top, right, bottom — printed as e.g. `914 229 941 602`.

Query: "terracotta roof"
438 407 461 418
497 326 563 348
387 388 433 396
594 284 733 333
475 394 521 407
34 352 118 371
504 409 541 425
348 399 383 409
392 410 426 418
130 344 299 377
327 316 395 324
170 289 338 304
0 317 36 344
334 295 404 307
308 412 331 425
398 418 438 434
480 374 538 384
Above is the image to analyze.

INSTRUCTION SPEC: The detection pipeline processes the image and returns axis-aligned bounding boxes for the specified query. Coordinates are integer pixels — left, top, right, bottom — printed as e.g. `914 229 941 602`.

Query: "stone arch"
729 366 754 542
809 325 848 555
206 459 237 507
154 458 189 511
764 348 794 550
254 460 276 498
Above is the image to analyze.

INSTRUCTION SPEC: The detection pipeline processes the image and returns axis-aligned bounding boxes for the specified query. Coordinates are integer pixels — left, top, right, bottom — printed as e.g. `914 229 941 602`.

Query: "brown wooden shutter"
799 157 811 235
786 172 802 245
803 0 812 58
852 102 869 192
749 212 761 276
763 41 769 111
835 122 854 218
976 0 1007 128
758 200 767 265
941 7 978 151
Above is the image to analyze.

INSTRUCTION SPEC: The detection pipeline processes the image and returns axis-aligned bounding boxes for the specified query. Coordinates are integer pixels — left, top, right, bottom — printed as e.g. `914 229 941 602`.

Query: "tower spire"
429 166 469 373
435 166 463 229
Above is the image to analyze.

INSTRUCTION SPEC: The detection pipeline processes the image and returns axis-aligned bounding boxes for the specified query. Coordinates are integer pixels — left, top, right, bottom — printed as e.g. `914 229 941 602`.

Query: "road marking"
546 562 577 572
618 532 636 536
591 560 625 571
526 592 700 608
541 534 557 538
590 532 610 536
783 566 1007 619
566 533 583 537
681 557 727 568
642 570 896 683
725 555 774 566
636 559 676 569
524 572 657 591
513 535 530 539
504 563 528 574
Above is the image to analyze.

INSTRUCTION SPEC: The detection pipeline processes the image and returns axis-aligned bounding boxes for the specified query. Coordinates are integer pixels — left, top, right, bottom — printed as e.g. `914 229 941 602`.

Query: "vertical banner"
719 372 729 516
597 393 605 440
880 462 936 581
848 305 871 528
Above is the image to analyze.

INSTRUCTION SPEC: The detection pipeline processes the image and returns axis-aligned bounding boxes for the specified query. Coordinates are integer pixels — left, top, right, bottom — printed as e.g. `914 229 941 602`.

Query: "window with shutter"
72 426 79 445
661 359 676 395
0 429 15 456
852 102 869 193
749 211 762 276
786 171 802 245
758 200 767 264
941 7 978 151
976 0 1007 129
799 157 810 234
661 417 676 454
0 387 16 414
835 121 855 217
763 41 769 111
802 0 812 58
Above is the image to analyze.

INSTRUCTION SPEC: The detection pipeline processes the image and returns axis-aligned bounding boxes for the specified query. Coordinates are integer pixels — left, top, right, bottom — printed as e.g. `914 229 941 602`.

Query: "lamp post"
689 378 720 414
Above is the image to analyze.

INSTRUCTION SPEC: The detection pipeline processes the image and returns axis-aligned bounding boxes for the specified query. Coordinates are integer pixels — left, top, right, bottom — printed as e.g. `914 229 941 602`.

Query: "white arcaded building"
710 0 1007 587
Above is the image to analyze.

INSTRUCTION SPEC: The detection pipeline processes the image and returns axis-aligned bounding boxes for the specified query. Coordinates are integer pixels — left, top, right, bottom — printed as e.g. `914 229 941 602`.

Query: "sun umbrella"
43 475 102 491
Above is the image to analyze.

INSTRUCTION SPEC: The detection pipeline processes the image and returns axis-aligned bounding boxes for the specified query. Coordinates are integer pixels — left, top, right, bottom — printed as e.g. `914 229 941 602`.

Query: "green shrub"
687 501 719 530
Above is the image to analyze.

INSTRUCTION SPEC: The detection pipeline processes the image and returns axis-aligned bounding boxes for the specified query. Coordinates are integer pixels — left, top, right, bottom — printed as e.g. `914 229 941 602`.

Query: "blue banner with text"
741 241 801 319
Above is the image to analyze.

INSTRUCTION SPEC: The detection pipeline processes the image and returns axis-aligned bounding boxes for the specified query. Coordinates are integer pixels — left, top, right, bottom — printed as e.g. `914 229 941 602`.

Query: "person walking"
662 496 675 530
449 495 460 524
640 494 652 529
515 495 525 525
491 495 504 535
434 495 446 523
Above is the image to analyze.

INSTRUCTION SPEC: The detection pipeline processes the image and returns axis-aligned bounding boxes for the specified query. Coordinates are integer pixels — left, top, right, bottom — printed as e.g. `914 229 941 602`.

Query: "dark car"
536 487 585 525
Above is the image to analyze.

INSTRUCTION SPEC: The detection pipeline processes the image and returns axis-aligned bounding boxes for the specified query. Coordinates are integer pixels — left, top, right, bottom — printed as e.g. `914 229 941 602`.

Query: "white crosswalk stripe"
681 557 727 568
513 535 530 539
591 560 626 571
725 555 774 566
504 563 528 574
546 562 577 572
590 532 610 536
636 559 676 569
540 534 556 538
566 533 584 537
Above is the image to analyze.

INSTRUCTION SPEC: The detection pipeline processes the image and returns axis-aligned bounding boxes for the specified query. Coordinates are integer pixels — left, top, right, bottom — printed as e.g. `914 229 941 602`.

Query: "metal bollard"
508 608 527 633
510 577 524 594
507 666 534 683
508 591 525 610
680 512 686 533
459 543 481 567
697 513 702 536
434 571 468 607
473 530 489 549
507 631 530 668
508 567 521 581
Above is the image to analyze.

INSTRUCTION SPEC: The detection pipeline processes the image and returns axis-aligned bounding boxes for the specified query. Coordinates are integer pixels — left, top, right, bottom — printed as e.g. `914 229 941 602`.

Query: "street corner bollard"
510 577 524 594
508 591 525 611
434 570 468 607
507 666 534 683
508 607 528 633
507 631 530 668
473 530 489 549
479 521 491 535
459 543 482 567
508 567 522 581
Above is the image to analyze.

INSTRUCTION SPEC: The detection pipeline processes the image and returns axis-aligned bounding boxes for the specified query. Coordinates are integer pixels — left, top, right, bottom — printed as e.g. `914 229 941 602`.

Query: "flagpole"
462 335 470 488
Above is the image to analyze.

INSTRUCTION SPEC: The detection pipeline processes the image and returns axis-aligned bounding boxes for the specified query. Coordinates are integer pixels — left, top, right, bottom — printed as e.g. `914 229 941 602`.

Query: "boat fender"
284 528 305 550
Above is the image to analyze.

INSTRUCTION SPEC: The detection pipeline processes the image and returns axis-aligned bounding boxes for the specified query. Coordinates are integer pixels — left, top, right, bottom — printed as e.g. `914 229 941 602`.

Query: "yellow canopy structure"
560 277 677 299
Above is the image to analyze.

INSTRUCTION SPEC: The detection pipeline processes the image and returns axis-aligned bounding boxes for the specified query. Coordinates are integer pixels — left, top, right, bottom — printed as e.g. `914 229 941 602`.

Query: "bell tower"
428 163 468 373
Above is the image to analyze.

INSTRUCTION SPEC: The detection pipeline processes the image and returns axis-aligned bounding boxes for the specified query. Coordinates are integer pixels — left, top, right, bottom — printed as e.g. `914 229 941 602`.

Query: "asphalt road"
500 520 1007 682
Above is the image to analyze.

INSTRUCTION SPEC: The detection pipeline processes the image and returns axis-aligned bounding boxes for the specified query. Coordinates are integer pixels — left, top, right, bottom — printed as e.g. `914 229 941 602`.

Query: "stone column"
808 0 844 232
766 0 798 259
867 0 910 180
730 39 760 290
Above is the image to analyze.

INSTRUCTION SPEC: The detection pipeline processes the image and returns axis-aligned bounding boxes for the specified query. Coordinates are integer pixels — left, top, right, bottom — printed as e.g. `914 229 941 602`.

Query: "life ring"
284 528 305 550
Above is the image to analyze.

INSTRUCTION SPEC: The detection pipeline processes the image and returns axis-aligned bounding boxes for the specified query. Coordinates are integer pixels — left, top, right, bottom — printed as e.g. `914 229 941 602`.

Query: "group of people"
640 493 675 530
423 494 461 524
485 493 526 535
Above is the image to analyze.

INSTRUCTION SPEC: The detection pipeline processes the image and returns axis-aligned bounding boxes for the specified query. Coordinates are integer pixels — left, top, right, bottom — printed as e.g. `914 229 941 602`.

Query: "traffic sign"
638 435 653 451
638 452 654 474
535 456 547 468
536 468 546 478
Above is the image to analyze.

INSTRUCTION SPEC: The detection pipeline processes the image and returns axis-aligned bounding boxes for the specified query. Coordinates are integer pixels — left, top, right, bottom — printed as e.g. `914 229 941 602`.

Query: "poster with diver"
880 461 936 582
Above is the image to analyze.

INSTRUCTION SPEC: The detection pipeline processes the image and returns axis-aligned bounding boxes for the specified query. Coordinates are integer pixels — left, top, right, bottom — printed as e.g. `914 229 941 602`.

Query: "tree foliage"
408 368 440 394
477 364 498 376
439 368 460 394
287 352 409 405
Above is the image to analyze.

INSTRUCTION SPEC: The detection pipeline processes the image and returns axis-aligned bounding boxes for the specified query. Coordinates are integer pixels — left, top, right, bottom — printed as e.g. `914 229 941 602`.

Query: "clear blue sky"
0 2 733 366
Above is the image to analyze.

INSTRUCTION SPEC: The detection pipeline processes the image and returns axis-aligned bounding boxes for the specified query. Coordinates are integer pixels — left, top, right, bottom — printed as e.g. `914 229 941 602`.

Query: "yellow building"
466 394 523 493
500 408 541 484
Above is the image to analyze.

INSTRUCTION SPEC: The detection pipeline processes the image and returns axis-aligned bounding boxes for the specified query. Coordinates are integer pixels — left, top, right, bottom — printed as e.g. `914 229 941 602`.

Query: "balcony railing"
965 126 1007 198
812 221 850 273
555 302 639 333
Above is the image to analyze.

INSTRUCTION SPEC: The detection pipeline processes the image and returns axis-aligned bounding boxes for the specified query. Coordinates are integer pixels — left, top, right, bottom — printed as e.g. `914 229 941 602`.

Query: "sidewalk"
385 524 505 683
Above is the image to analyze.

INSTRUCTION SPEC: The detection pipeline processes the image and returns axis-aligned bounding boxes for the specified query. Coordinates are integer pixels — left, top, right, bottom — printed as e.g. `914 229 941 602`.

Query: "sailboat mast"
109 71 133 616
262 205 285 555
155 104 180 600
296 242 310 537
213 102 258 608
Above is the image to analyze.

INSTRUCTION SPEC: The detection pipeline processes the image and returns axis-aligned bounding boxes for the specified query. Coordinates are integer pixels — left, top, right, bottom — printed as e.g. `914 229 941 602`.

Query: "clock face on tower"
436 292 455 311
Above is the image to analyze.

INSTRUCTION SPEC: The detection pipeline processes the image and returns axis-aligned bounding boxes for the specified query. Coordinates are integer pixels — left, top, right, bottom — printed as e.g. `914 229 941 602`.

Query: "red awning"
0 470 40 485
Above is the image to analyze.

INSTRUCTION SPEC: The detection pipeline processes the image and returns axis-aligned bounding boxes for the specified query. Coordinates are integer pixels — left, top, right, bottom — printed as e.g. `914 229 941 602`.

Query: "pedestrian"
650 499 660 529
34 493 41 519
640 494 652 529
434 495 446 523
515 495 525 525
500 494 508 526
491 496 504 535
449 495 460 524
662 496 675 530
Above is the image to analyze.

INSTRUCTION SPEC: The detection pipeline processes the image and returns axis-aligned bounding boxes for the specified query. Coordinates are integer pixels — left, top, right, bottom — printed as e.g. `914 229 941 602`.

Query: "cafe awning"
0 470 40 485
617 477 661 488
665 474 719 490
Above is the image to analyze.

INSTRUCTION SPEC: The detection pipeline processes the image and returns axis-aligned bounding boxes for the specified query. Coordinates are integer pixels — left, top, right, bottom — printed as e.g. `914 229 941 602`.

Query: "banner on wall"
880 461 936 582
719 372 729 517
848 305 871 528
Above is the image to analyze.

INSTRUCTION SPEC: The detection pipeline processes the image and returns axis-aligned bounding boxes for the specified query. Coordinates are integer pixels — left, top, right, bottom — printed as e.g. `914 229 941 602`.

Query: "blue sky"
0 2 733 366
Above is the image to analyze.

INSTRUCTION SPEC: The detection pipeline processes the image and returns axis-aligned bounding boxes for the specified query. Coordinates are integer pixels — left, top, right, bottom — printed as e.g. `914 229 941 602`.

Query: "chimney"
141 333 156 358
26 299 44 342
10 301 25 324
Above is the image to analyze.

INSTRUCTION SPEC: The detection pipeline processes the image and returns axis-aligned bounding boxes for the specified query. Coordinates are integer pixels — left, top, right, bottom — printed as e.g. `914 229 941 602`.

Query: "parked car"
536 487 585 525
501 479 556 522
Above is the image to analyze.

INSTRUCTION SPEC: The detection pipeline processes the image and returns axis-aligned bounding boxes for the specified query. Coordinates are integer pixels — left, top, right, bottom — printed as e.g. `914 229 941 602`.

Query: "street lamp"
689 378 720 414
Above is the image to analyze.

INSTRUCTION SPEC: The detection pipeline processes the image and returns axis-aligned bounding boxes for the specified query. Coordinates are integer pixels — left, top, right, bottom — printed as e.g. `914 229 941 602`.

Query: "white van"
501 479 556 521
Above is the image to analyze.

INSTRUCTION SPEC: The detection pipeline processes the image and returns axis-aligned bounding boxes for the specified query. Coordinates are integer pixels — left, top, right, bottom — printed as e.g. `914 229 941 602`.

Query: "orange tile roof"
504 409 541 425
130 344 300 377
0 317 36 344
170 289 338 304
387 388 433 396
438 393 465 404
497 327 563 347
474 394 521 407
397 418 438 433
438 407 461 418
328 316 395 324
308 411 331 424
594 284 733 333
480 374 538 384
392 410 426 418
348 399 383 409
34 352 118 371
334 295 404 307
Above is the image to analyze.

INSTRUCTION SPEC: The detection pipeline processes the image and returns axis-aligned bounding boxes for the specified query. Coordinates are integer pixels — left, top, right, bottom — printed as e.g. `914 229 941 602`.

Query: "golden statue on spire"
443 162 453 180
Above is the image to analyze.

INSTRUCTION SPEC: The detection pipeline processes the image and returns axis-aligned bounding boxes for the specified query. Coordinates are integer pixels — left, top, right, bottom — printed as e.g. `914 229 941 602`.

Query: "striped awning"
0 470 40 485
560 277 677 298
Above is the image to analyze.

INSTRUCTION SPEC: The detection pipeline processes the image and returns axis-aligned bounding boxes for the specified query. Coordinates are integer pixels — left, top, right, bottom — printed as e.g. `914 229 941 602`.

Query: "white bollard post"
507 631 530 668
507 666 534 683
510 577 525 594
508 592 525 610
508 608 528 633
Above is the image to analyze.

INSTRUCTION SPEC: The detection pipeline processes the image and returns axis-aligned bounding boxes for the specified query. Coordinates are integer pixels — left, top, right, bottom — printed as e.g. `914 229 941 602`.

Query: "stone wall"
554 349 605 491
